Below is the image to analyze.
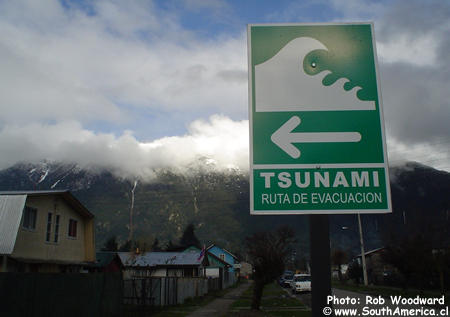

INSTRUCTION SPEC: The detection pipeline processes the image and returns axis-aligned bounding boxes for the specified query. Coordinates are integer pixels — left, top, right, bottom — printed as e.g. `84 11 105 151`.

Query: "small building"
353 247 393 284
93 251 123 272
238 262 253 279
207 244 239 273
0 190 95 272
117 251 209 279
183 245 231 278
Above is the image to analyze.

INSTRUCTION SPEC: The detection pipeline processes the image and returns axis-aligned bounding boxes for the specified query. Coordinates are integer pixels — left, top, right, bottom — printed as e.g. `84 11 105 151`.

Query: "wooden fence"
123 277 213 306
0 272 122 317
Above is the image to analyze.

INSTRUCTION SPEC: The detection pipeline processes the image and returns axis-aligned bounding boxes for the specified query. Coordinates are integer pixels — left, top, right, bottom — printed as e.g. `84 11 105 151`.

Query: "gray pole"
310 215 332 317
357 213 368 286
1 255 7 272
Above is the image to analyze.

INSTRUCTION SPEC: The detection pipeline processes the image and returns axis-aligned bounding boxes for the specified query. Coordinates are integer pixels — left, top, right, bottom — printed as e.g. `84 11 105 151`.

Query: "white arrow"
271 116 362 159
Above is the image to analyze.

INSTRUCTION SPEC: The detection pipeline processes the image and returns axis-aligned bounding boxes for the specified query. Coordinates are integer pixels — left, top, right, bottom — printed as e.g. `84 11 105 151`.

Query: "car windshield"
284 275 294 280
295 276 311 282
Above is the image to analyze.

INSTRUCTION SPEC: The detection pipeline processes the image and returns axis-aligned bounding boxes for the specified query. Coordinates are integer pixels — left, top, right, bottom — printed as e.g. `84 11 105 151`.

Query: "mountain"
0 161 449 257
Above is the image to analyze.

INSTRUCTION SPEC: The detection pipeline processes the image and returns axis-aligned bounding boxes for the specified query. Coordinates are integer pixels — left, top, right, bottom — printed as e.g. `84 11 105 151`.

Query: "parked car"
290 274 311 293
279 270 294 287
283 273 294 288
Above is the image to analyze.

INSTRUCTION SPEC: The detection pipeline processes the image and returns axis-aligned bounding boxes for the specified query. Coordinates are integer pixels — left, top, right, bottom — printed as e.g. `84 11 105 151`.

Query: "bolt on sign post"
247 23 392 317
248 23 391 215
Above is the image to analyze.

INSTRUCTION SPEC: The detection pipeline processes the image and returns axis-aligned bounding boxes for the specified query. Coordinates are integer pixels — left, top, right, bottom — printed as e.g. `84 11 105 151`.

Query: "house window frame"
68 218 78 239
45 212 53 242
54 214 60 243
22 206 37 231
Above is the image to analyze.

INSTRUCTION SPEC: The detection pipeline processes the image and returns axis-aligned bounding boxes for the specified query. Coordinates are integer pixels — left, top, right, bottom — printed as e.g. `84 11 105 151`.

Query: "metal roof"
355 247 385 258
118 252 204 268
207 244 238 260
0 190 94 219
0 195 26 254
0 190 70 195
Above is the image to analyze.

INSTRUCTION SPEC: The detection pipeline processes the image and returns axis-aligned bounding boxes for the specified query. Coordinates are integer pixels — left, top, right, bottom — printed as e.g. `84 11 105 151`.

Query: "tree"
165 240 185 251
347 260 362 284
151 238 162 251
245 226 296 310
101 236 118 251
382 233 435 290
179 223 201 248
119 240 134 252
331 249 348 282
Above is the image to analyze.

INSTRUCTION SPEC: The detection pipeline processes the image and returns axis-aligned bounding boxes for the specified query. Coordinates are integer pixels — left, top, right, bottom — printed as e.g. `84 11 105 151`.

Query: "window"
219 254 225 261
54 215 60 243
46 212 53 242
68 219 77 238
22 206 37 230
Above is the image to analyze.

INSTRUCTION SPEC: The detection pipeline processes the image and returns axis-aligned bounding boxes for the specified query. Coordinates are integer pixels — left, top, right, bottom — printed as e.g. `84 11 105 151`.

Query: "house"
207 244 238 273
0 190 95 273
117 251 209 279
183 245 231 277
353 247 393 284
238 262 253 279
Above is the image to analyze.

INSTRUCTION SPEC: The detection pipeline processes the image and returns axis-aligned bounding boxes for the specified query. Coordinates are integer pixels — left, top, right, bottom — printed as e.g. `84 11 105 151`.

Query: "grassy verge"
332 280 449 305
229 282 312 317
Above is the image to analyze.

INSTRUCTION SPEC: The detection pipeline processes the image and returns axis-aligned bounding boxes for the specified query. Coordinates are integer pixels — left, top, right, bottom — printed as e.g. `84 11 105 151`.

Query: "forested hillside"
0 161 448 258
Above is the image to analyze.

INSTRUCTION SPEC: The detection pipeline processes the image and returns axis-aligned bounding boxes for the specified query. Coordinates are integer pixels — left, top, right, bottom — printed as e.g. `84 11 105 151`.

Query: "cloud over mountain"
0 115 249 180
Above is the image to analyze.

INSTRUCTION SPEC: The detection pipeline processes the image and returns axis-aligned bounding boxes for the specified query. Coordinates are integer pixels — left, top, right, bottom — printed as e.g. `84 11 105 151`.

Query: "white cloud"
0 0 449 176
0 115 249 179
376 33 439 67
387 136 450 172
0 0 247 126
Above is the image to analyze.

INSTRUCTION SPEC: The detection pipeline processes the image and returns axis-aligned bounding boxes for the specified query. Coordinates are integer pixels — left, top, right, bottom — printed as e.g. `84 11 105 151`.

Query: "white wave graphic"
255 37 375 112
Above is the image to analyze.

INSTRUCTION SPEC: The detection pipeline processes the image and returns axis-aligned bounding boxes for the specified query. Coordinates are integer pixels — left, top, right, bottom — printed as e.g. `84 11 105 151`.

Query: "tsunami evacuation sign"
248 23 392 215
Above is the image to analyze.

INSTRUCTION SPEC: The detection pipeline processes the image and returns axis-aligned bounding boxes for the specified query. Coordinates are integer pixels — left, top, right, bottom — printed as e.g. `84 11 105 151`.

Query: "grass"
228 282 311 317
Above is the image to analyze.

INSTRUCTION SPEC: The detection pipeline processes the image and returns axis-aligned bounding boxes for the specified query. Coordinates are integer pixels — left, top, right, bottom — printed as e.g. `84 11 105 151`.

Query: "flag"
197 244 206 261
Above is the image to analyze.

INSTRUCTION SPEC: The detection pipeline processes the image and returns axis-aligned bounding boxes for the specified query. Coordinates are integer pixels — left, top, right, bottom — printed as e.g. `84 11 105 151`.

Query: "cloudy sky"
0 0 449 179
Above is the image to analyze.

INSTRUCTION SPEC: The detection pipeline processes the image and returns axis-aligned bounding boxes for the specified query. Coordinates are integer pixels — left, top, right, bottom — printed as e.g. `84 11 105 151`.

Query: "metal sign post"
310 215 332 317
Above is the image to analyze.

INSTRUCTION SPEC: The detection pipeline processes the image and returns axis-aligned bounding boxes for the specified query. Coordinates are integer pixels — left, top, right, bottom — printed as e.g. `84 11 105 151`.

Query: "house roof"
0 190 94 219
183 246 231 268
117 251 206 268
0 195 27 254
206 251 232 268
355 247 385 258
207 244 238 260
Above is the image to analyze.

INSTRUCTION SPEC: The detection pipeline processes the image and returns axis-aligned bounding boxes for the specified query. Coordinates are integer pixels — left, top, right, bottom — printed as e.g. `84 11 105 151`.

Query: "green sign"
248 23 392 214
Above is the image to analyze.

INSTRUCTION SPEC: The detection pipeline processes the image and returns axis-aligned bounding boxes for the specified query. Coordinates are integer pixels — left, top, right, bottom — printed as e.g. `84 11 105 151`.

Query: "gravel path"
186 281 253 317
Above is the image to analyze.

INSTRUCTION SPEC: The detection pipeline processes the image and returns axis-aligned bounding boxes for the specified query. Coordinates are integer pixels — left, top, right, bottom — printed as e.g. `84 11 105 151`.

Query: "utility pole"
357 213 368 286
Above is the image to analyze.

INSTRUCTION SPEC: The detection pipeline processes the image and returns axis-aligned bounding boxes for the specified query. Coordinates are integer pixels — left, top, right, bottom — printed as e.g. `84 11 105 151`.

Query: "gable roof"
207 244 238 260
206 251 232 268
355 247 385 258
0 190 94 219
183 246 231 268
0 195 27 254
